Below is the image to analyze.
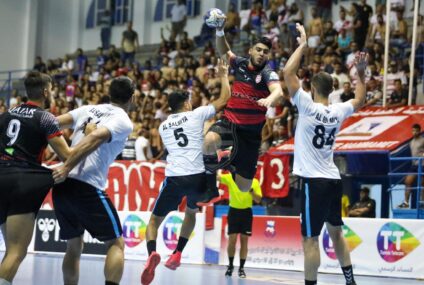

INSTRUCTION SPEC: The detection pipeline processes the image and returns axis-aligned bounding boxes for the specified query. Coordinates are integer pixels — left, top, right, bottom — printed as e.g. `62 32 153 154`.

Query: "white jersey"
293 89 354 179
159 105 216 177
68 104 133 189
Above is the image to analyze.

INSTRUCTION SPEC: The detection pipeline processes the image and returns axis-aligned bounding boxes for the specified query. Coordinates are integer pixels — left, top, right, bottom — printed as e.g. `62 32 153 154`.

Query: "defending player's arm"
283 23 308 97
215 16 236 62
349 53 368 111
211 59 231 112
52 127 112 183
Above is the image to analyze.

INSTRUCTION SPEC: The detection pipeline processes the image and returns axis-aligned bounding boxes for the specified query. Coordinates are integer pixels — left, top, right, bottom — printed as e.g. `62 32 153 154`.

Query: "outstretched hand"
354 52 369 78
216 14 227 31
295 23 307 47
216 58 229 77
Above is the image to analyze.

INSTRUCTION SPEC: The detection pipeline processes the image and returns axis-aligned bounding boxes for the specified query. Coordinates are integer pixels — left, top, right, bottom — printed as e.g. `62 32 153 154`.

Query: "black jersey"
0 102 62 164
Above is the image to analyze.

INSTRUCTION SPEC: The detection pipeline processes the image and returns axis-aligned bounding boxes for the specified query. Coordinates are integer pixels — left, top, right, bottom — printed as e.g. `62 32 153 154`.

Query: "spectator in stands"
316 0 332 21
170 0 187 40
390 10 408 51
247 0 267 38
177 31 195 56
33 56 47 73
369 14 385 44
348 187 376 218
340 82 355 102
337 29 352 60
346 41 359 67
119 131 137 160
320 21 338 51
386 79 407 108
149 128 164 160
370 4 386 26
135 127 153 161
225 3 241 45
96 47 108 69
334 7 352 34
329 77 343 104
398 124 424 208
108 44 121 62
332 62 350 86
99 9 112 50
75 48 88 77
386 61 407 95
364 77 383 106
351 3 369 50
307 8 323 65
121 21 140 66
359 0 373 22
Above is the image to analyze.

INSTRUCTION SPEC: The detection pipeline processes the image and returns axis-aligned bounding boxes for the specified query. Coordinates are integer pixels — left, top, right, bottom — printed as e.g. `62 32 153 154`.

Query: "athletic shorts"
300 177 344 238
52 178 122 242
227 207 253 236
0 161 53 225
153 173 206 217
207 118 262 179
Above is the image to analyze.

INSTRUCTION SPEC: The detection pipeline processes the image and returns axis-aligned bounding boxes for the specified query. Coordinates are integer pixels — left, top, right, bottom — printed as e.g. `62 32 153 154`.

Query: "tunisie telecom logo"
377 222 420 263
122 214 147 247
323 225 362 259
163 215 195 250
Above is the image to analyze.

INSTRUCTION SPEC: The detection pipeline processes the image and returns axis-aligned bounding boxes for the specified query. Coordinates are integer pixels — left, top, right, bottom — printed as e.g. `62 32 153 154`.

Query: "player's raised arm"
350 52 368 111
211 58 231 112
215 14 236 62
283 23 308 97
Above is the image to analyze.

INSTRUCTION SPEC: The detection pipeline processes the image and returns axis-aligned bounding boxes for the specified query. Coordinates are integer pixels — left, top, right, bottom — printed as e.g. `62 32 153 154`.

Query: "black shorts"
0 162 53 225
153 173 206 217
300 177 344 238
52 178 122 242
227 207 253 236
208 118 262 179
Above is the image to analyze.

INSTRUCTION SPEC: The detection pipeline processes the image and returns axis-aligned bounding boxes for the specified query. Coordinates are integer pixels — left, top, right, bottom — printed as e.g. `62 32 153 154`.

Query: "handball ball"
204 8 225 28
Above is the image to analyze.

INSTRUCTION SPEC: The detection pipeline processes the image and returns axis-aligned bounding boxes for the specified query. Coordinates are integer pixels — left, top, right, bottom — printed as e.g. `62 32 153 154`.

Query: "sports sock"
342 265 355 284
105 281 118 285
305 280 317 285
240 259 246 269
147 240 156 256
229 256 234 268
174 236 189 253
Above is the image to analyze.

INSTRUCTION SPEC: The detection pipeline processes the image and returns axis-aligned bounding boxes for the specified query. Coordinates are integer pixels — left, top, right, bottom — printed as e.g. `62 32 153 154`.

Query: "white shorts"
308 36 320 48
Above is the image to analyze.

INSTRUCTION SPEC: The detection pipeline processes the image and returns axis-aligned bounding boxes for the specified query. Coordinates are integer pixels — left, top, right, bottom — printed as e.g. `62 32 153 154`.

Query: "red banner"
42 154 290 211
273 105 424 153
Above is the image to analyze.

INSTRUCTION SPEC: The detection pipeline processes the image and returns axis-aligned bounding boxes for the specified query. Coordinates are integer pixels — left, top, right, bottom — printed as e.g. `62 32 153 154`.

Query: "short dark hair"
252 37 272 50
311 72 334 98
412 124 421 130
24 71 52 100
361 187 370 194
168 90 189 112
109 76 135 104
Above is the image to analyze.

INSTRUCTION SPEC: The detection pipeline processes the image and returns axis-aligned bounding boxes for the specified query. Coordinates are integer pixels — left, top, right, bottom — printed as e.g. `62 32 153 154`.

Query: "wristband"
216 29 225 37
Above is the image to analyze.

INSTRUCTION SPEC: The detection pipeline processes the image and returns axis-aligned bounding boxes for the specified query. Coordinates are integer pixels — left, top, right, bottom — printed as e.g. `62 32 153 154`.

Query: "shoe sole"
164 262 180 271
141 254 161 285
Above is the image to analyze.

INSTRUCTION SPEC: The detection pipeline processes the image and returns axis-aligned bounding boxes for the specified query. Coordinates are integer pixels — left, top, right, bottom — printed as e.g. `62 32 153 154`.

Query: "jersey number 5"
174 128 188 147
6 119 21 146
312 125 336 149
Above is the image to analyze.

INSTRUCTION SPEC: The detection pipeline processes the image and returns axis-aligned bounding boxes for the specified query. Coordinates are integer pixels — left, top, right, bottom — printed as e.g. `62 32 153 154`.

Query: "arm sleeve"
104 117 133 143
220 173 231 186
40 112 63 139
337 101 355 122
252 178 262 198
68 106 89 129
263 69 280 86
193 105 216 121
292 88 315 116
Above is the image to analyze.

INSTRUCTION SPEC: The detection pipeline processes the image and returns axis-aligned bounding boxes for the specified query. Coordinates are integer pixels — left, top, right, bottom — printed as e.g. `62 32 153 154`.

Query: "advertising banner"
219 216 304 270
273 106 424 153
117 211 206 264
220 216 424 278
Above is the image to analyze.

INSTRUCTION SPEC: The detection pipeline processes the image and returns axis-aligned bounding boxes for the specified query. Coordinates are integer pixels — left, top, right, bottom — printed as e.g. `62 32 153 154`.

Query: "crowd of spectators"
0 0 423 162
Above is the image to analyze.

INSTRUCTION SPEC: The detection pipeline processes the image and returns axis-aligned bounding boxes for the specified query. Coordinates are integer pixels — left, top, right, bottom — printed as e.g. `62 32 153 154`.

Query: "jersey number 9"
7 119 21 146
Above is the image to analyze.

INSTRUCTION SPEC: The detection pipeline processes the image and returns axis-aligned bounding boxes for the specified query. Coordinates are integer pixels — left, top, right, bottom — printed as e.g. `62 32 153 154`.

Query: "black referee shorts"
52 178 122 242
207 118 262 179
227 207 253 236
300 177 344 238
152 173 206 217
0 161 53 225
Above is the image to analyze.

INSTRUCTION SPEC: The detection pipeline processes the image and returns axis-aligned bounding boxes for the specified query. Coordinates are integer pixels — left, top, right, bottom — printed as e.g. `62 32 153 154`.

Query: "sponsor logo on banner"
264 220 276 238
34 210 107 255
377 222 421 263
323 225 362 259
163 215 184 250
122 214 147 247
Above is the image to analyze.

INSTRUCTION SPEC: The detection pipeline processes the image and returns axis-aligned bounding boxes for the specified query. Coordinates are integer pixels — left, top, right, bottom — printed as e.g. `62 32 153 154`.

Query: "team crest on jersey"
255 74 262 83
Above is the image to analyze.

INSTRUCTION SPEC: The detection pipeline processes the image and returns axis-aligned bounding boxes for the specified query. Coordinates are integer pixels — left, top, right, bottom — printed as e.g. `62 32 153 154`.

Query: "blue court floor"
5 253 424 285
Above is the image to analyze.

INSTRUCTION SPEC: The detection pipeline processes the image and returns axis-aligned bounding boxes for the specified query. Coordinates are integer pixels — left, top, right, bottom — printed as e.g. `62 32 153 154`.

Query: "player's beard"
250 57 267 69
